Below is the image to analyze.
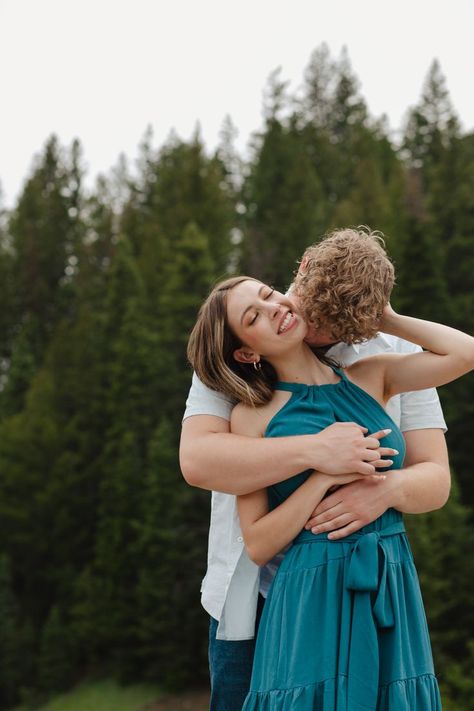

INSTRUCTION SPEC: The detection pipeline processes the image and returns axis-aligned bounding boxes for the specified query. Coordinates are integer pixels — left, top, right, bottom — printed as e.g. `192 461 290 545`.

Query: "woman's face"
226 279 307 362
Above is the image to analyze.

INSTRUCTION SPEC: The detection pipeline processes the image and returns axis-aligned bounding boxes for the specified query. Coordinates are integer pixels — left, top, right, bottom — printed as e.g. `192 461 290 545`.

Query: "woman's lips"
278 312 297 334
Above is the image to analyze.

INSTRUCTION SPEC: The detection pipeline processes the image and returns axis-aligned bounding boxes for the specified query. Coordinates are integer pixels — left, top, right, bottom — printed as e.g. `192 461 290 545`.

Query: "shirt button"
237 536 243 542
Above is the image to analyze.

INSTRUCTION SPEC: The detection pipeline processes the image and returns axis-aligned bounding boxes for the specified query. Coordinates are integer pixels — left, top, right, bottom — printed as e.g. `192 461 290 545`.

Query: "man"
180 228 450 710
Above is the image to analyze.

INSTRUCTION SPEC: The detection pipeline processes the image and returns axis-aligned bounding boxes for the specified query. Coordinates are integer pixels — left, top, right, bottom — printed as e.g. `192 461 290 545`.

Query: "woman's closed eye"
248 287 275 325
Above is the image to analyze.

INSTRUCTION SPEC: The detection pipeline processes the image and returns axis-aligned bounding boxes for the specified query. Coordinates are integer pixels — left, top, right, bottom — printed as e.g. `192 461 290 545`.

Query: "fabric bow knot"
346 521 406 629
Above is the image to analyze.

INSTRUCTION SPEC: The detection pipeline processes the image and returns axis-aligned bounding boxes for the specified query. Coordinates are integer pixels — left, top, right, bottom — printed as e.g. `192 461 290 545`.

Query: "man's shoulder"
329 333 421 363
373 332 421 354
183 372 237 421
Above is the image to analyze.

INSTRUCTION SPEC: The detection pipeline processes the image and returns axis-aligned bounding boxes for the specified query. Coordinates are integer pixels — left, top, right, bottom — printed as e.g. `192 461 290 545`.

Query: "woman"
187 254 474 709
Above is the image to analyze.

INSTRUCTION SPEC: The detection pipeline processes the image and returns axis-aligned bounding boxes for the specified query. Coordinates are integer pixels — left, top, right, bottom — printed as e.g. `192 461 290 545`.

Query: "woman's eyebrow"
240 284 266 324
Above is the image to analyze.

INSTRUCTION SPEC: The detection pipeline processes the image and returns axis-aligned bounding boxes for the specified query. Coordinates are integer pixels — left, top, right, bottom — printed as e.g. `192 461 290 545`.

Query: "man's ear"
233 347 259 365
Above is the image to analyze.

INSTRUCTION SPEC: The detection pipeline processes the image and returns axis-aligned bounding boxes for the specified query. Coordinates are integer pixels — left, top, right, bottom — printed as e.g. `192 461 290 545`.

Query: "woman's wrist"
379 304 400 334
309 471 333 492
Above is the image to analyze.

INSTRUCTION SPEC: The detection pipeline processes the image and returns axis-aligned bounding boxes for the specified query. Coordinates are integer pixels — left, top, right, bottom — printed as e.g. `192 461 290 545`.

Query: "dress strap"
331 364 347 381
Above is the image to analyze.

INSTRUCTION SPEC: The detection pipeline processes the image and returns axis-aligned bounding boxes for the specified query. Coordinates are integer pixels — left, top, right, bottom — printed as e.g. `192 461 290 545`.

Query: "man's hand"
310 424 397 477
305 473 395 540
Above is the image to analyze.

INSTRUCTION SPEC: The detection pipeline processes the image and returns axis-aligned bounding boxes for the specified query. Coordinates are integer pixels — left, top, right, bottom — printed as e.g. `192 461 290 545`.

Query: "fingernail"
382 429 392 435
311 527 319 534
392 449 399 455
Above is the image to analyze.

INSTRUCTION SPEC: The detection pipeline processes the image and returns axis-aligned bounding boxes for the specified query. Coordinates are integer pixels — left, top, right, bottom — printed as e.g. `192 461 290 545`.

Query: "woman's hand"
378 302 398 331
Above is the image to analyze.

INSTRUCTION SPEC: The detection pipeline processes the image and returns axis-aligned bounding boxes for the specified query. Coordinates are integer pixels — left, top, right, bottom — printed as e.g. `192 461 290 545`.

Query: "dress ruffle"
243 672 441 710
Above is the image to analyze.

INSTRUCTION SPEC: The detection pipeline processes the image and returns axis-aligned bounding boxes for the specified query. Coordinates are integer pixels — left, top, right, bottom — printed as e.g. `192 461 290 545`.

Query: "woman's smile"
277 311 298 334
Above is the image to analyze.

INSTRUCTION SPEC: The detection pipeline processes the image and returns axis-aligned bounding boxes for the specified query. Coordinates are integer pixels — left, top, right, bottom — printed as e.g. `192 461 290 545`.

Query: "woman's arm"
349 305 474 402
380 305 474 399
231 403 374 565
237 474 331 566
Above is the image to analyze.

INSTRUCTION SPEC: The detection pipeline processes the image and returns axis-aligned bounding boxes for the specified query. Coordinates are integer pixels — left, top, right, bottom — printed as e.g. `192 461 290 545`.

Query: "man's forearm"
181 430 311 495
180 417 389 495
387 461 451 513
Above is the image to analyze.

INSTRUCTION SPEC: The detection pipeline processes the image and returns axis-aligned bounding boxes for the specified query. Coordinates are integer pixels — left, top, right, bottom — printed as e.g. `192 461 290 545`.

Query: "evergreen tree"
1 136 85 416
406 476 474 707
37 606 75 694
242 117 325 288
0 555 23 707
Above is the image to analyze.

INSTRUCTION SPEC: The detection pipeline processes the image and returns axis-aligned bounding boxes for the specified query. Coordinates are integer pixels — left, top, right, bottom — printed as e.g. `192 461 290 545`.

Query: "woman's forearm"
239 473 332 566
378 307 474 397
381 308 474 363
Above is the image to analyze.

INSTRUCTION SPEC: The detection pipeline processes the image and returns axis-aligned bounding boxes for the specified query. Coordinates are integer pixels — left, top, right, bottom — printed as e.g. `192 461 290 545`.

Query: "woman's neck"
268 343 336 385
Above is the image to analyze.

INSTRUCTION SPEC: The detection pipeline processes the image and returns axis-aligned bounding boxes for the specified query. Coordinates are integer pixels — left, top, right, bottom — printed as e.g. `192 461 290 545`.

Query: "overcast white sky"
1 0 473 206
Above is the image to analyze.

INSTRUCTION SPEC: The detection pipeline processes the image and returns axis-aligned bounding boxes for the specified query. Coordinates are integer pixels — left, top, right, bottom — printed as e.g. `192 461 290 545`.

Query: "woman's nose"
269 302 282 319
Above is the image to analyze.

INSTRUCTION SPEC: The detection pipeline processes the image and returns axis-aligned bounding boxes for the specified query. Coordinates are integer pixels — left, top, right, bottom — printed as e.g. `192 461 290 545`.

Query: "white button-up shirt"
183 334 447 640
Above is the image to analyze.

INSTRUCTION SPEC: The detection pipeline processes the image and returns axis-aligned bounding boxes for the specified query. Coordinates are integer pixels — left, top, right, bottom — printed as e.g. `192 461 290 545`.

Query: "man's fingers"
311 513 353 535
327 521 364 540
356 462 376 476
364 436 384 450
306 502 343 529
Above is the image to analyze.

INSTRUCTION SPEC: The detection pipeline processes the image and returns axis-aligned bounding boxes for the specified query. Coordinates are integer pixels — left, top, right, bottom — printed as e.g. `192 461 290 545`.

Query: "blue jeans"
208 595 265 711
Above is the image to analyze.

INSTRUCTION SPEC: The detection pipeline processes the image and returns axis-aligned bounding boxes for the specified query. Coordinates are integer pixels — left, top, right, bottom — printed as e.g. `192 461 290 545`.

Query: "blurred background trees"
0 46 473 709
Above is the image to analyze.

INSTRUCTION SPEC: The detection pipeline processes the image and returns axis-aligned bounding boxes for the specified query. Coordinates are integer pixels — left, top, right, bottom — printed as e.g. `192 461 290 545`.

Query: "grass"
12 679 165 711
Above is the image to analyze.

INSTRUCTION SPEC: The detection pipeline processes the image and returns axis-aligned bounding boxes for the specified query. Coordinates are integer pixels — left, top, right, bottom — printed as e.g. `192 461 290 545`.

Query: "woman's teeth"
279 313 293 333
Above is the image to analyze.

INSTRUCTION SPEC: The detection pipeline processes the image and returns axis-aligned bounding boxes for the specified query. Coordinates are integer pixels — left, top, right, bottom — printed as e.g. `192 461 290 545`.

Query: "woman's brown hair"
187 276 278 407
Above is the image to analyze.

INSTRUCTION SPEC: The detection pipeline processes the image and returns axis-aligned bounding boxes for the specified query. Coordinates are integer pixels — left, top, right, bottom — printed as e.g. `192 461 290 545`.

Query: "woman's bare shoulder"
345 354 390 403
231 391 293 437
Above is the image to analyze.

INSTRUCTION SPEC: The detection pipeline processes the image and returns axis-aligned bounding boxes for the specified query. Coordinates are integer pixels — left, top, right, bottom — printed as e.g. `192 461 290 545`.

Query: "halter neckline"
275 366 346 393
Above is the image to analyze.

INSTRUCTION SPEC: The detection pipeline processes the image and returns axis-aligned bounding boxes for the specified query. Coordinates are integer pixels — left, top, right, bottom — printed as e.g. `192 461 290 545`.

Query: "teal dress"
242 368 441 711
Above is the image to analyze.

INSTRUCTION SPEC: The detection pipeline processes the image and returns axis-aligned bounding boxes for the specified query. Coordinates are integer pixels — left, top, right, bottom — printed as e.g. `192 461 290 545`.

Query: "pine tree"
405 476 474 707
37 606 74 694
0 555 23 707
2 136 85 416
241 117 325 288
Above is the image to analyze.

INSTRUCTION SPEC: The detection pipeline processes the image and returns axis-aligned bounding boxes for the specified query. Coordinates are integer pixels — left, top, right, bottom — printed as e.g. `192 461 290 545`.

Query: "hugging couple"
180 227 474 710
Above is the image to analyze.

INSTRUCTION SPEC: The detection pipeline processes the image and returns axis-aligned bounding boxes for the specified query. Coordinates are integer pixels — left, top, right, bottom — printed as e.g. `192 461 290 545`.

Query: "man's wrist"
382 469 407 510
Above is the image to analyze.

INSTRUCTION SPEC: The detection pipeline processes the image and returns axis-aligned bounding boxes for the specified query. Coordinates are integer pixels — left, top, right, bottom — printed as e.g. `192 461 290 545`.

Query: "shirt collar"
331 332 394 355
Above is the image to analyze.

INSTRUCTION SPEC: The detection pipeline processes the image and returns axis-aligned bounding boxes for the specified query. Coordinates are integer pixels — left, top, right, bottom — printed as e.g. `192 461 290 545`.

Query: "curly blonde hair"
294 227 395 344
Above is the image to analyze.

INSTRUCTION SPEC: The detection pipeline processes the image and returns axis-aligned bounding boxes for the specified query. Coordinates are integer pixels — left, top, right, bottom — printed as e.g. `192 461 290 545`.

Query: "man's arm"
179 415 392 496
305 428 450 539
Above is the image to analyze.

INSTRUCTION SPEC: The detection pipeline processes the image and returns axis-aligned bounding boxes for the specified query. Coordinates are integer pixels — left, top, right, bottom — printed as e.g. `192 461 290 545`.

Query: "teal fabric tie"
344 521 406 710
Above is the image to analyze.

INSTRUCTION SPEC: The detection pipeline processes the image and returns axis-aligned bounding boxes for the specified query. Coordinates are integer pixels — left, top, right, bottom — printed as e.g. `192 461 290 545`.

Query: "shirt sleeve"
387 335 447 432
182 373 235 421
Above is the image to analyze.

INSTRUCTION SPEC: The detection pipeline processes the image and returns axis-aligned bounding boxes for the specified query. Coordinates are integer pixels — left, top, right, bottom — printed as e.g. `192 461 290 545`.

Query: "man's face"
287 292 337 347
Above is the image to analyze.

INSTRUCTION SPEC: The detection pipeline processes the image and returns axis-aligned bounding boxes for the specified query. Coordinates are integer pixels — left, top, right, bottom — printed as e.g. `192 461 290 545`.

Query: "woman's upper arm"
382 351 459 399
232 404 270 535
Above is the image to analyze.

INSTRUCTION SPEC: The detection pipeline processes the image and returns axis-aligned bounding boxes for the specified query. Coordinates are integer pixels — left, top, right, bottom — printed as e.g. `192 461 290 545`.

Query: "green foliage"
0 47 472 708
406 477 474 707
0 556 23 706
12 679 165 711
38 607 75 694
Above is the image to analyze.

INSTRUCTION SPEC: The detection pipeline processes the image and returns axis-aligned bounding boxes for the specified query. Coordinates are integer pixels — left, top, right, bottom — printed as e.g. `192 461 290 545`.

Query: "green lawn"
13 679 164 711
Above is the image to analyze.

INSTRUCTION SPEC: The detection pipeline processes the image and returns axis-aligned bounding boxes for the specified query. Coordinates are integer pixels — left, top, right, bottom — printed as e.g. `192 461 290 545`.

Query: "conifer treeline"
0 46 473 709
